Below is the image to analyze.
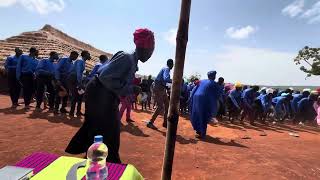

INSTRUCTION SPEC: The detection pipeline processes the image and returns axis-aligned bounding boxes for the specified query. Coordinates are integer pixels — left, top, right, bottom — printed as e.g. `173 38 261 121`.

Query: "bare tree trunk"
161 0 192 179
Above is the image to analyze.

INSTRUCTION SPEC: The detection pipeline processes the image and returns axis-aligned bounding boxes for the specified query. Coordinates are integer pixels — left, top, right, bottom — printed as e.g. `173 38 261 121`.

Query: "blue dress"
190 79 222 136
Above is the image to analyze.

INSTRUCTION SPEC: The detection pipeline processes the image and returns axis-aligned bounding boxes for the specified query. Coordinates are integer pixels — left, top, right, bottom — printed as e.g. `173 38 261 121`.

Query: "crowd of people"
187 71 320 138
3 28 320 163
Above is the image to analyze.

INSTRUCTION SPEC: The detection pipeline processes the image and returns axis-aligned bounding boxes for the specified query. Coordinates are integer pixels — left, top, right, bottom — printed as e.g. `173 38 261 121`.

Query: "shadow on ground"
121 121 149 137
28 110 83 127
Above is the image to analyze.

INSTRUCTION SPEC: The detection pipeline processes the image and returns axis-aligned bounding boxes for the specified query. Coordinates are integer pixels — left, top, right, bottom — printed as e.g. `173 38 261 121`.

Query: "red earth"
0 94 320 180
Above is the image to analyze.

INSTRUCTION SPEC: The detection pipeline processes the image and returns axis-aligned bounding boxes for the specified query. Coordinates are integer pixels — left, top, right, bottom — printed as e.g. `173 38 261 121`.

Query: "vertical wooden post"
161 0 191 179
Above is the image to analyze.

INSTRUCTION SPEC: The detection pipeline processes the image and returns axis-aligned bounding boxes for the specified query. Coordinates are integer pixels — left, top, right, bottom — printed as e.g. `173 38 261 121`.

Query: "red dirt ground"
0 94 320 180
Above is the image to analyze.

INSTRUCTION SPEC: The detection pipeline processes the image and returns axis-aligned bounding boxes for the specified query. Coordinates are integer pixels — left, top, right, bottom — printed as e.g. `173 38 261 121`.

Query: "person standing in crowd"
68 50 91 117
5 48 23 108
65 28 155 163
132 76 141 110
146 59 174 128
291 89 310 121
259 87 267 95
189 71 223 139
272 93 291 123
35 51 59 111
217 77 226 119
296 92 318 125
54 51 79 114
86 55 108 81
240 85 259 125
140 79 149 111
180 79 189 114
256 88 274 123
226 82 242 123
146 75 154 109
314 96 320 126
16 47 38 110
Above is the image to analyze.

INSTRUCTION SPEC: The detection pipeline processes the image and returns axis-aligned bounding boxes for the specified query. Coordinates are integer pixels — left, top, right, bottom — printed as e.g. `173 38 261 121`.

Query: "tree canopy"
294 46 320 77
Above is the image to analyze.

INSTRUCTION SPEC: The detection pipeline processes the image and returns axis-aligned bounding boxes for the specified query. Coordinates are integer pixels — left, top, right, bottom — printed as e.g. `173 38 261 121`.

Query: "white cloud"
0 0 17 7
225 26 257 40
301 1 320 24
164 28 177 46
282 0 304 17
210 46 320 86
0 0 65 14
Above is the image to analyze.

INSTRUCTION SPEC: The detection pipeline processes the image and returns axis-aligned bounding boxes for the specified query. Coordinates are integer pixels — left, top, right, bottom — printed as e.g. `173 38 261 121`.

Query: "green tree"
294 46 320 77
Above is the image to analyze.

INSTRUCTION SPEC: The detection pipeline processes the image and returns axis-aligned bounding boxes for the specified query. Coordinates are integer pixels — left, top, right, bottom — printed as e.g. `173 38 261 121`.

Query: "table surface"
14 152 140 180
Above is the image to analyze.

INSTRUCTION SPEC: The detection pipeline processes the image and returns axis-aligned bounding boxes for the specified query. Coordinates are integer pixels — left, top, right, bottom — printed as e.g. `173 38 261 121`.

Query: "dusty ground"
0 94 320 180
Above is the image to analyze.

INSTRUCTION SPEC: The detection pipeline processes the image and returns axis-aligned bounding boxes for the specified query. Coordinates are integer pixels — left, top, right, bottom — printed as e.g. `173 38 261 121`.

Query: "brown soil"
0 94 319 180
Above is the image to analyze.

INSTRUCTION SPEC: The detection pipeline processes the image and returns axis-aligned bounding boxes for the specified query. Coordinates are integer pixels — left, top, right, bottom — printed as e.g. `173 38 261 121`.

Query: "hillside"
0 24 112 71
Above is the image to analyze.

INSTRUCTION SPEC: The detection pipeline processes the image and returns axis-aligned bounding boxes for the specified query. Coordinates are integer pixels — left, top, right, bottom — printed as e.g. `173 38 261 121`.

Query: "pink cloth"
119 96 132 120
82 163 127 180
15 152 127 180
317 107 320 125
15 152 59 174
133 28 155 49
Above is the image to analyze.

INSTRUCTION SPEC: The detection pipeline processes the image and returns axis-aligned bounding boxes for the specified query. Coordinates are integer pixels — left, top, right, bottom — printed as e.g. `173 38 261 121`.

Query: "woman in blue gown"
189 71 223 139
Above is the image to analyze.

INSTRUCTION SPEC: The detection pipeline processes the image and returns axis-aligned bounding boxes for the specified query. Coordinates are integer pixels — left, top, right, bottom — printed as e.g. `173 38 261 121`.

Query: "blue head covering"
207 71 217 80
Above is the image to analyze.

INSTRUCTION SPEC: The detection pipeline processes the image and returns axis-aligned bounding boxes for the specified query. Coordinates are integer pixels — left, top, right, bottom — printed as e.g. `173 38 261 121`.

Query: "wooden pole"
161 0 191 179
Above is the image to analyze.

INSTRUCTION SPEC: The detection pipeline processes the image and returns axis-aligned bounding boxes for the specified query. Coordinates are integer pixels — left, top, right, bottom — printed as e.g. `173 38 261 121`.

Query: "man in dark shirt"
146 75 154 109
140 79 149 111
5 48 23 108
35 51 59 110
54 51 79 114
68 50 91 117
16 47 38 109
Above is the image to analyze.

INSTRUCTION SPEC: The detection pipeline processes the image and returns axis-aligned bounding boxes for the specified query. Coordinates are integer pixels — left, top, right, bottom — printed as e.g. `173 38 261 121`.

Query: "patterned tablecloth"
14 152 143 180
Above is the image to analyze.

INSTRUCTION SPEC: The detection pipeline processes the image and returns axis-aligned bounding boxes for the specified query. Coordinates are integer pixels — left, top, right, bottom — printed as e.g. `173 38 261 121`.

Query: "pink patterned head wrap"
133 28 155 49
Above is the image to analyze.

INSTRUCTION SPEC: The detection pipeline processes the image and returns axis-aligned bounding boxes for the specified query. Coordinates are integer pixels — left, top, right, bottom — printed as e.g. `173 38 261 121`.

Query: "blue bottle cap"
94 135 103 143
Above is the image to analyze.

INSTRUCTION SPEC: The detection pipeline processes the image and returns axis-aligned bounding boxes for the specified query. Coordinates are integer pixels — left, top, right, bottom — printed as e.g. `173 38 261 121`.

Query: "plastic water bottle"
86 135 108 180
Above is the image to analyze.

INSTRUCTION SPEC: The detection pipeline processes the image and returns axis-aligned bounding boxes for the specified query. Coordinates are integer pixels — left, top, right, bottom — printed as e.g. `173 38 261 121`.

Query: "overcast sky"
1 0 320 85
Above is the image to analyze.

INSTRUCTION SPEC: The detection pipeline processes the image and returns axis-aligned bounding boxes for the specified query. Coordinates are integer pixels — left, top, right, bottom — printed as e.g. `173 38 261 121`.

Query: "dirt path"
0 94 319 179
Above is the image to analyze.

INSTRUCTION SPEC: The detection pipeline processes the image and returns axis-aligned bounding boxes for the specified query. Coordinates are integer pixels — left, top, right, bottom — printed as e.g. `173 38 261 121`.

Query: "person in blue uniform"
86 55 108 82
35 51 59 110
146 59 174 128
296 93 318 125
65 28 155 163
54 51 79 114
255 88 274 123
240 86 260 124
179 80 189 114
68 50 91 117
226 82 242 122
190 71 223 139
5 48 23 108
16 47 38 109
291 89 310 121
272 93 291 123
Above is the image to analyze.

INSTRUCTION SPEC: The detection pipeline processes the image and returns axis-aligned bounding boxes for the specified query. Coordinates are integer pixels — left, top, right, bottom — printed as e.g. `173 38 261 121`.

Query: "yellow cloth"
31 156 88 180
31 156 143 180
120 164 144 180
